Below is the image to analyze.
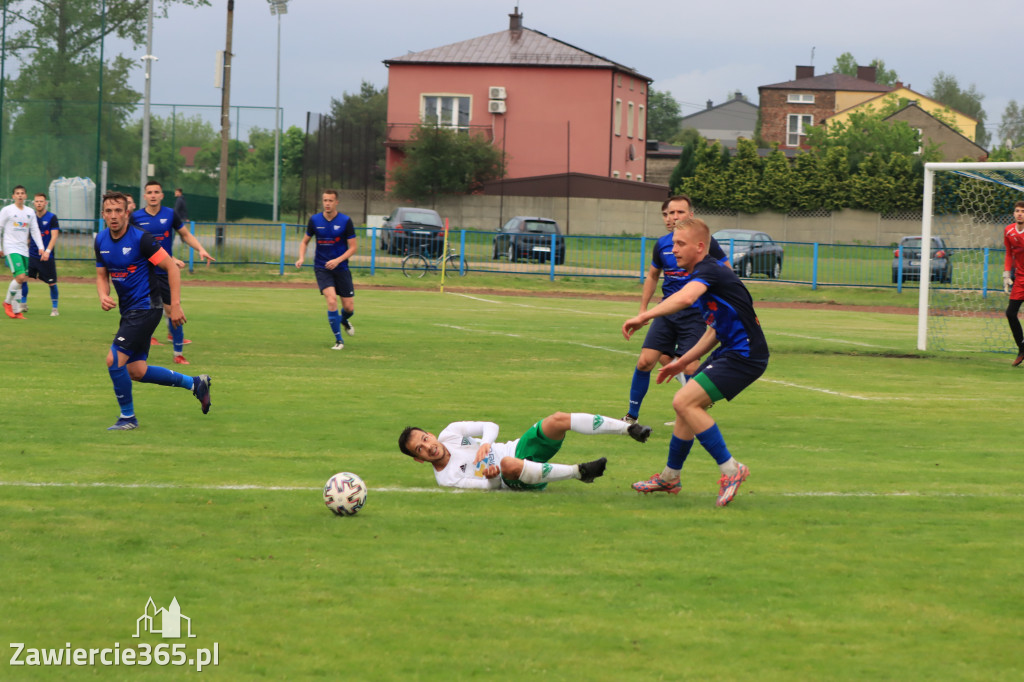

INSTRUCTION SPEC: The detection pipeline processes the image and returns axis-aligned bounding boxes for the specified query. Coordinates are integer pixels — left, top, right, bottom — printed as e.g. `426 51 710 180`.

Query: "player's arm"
154 251 186 326
639 265 661 313
176 225 215 265
657 326 718 383
95 266 117 311
44 217 58 258
1003 233 1015 293
327 236 358 270
29 216 47 260
295 225 314 268
623 280 708 340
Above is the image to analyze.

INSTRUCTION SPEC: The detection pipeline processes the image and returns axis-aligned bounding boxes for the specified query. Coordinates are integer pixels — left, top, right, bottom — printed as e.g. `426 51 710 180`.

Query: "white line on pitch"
771 331 899 349
447 291 625 317
436 323 635 355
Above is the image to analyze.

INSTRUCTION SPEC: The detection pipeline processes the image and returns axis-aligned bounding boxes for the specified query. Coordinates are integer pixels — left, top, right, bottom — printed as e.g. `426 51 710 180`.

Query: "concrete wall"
338 189 922 246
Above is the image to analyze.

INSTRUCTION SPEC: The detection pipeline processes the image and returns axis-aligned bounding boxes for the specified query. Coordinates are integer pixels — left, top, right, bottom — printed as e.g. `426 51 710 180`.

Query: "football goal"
918 161 1024 352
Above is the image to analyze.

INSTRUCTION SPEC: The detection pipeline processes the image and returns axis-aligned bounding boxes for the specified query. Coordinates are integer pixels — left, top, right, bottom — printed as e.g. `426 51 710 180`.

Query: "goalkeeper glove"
1003 271 1013 294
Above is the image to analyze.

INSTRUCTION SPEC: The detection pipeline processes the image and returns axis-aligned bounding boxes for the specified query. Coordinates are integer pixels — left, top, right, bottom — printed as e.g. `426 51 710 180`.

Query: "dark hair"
1016 200 1024 210
101 191 129 209
12 185 26 193
145 180 162 190
175 188 184 193
662 194 692 212
34 193 47 200
398 426 423 458
323 189 339 199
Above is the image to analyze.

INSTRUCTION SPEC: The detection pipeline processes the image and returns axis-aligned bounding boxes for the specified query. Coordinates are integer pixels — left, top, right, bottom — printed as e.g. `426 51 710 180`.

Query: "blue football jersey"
94 226 167 311
688 255 769 361
131 206 183 269
306 212 356 269
29 211 60 258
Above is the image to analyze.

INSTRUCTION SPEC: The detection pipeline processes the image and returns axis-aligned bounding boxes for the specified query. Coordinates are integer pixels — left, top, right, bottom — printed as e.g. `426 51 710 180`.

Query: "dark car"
380 207 446 257
712 229 785 279
492 216 565 265
891 236 952 284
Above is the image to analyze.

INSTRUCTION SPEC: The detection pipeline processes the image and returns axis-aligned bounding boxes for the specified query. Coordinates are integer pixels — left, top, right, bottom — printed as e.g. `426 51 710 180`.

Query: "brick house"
383 9 652 184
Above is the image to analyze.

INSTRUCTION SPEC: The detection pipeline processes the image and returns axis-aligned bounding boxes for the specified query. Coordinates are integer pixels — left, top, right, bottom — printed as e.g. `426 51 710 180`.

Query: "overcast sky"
96 0 1016 142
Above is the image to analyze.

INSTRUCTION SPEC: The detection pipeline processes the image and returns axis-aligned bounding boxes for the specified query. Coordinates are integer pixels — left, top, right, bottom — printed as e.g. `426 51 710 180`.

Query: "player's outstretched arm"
96 267 117 311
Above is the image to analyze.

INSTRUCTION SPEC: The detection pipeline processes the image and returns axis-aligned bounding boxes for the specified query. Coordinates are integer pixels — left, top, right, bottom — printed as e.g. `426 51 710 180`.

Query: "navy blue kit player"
95 191 211 431
624 194 728 424
295 189 357 350
622 217 769 507
131 180 215 364
23 192 61 315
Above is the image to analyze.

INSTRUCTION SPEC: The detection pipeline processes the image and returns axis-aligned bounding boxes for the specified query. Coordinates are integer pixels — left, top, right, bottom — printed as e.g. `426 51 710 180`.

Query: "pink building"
383 9 652 185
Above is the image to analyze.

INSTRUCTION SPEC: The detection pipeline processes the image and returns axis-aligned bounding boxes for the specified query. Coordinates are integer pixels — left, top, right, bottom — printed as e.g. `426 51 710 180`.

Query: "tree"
997 100 1024 149
389 125 504 203
832 52 899 86
805 106 925 171
678 140 729 209
328 81 388 189
646 89 682 141
668 139 699 194
929 72 990 148
725 138 763 213
759 147 793 212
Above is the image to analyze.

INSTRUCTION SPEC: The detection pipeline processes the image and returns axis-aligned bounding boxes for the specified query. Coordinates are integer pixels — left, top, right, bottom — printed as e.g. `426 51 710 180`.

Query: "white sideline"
0 480 1018 497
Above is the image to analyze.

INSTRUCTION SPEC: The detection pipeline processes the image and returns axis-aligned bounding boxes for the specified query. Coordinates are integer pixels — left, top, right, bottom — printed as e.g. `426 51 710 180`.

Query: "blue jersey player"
295 189 357 350
622 217 769 507
23 192 61 315
131 180 215 364
624 195 727 424
95 192 212 431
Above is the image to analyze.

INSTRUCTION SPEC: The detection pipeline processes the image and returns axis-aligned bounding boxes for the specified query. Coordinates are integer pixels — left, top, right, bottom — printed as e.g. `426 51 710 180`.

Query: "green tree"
805 106 923 171
646 89 682 141
389 125 504 203
832 52 899 86
760 147 794 212
668 138 699 194
886 152 922 211
725 138 763 213
818 146 852 211
929 72 990 148
790 152 823 211
997 100 1024 149
328 80 388 189
678 140 729 209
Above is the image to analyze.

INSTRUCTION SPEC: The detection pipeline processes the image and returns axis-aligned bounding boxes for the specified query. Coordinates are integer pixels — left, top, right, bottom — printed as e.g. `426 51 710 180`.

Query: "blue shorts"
314 267 354 297
642 307 704 357
154 274 171 306
112 308 163 360
693 351 768 402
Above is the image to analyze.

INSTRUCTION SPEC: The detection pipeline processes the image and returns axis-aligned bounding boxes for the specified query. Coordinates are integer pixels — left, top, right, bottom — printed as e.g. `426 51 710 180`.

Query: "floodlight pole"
267 0 289 223
139 0 156 198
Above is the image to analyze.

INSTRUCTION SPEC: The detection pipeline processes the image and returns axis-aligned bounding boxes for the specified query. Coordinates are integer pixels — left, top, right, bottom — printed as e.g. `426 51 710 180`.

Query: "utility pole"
216 0 234 238
139 0 156 198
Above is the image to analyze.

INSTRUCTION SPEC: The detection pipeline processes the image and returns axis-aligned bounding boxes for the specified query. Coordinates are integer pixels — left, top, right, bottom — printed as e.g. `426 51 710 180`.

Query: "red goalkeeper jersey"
1004 223 1024 274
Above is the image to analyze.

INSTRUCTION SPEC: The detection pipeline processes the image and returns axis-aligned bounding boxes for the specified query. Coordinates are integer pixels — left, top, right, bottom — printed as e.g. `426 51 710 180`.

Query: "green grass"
1 283 1022 680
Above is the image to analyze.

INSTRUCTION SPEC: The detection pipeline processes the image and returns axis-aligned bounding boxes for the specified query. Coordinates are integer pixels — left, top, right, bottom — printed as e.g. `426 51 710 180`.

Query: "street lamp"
267 0 289 222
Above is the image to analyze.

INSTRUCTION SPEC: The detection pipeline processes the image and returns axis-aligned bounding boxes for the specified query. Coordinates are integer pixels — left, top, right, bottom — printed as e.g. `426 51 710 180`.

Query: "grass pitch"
1 282 1022 680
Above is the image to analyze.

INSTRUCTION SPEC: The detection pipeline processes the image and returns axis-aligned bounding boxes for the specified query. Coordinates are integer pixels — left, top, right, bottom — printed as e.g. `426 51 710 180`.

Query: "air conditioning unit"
488 100 507 114
488 86 507 100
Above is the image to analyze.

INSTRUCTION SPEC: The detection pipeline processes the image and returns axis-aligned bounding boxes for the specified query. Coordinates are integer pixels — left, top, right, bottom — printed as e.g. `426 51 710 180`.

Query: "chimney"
509 7 523 31
857 65 877 83
706 100 713 110
795 65 814 79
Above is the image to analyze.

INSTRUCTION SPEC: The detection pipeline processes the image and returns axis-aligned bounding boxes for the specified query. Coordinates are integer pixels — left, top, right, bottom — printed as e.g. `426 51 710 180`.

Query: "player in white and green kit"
0 185 47 319
399 412 652 490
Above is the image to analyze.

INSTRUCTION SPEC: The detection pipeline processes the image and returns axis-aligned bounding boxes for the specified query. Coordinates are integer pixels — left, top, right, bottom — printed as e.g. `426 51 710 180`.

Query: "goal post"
919 161 1024 351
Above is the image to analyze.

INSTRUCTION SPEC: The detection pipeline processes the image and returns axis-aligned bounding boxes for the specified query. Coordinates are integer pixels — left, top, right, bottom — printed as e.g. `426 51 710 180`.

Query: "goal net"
919 162 1024 352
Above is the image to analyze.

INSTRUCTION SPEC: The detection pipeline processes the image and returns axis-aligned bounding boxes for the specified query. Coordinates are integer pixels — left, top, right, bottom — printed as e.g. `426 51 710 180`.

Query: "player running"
0 185 48 319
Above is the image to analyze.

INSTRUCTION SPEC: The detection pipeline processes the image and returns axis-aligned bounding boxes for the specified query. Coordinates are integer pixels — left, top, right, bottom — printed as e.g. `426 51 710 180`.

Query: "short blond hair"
673 216 710 243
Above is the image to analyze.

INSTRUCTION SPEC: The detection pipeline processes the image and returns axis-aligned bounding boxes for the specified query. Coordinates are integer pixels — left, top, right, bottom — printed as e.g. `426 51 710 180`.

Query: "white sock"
6 280 19 304
675 373 687 386
518 459 578 484
661 466 682 481
719 458 740 477
570 413 629 435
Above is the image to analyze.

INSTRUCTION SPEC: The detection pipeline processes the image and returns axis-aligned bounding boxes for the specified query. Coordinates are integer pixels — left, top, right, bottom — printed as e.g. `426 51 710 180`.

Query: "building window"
787 114 813 146
787 93 815 104
627 102 634 138
636 175 643 182
612 170 620 178
638 105 646 140
913 128 923 154
422 95 471 131
614 99 622 136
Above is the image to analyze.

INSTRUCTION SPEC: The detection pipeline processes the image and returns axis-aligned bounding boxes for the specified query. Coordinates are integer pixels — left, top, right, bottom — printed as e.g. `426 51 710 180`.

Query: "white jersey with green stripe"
434 421 519 490
0 204 44 257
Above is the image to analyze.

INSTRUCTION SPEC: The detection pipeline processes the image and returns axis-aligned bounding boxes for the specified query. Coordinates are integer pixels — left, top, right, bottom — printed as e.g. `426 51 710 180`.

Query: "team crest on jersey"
160 219 168 224
593 415 604 430
122 247 133 255
333 224 341 231
461 437 471 446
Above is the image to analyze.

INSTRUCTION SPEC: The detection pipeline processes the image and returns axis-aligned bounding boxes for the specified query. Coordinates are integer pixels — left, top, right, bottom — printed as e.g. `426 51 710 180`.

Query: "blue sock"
108 358 135 417
170 321 185 353
696 423 733 465
327 310 342 342
667 435 694 470
140 365 193 389
341 309 354 325
49 284 58 308
627 368 651 418
20 281 27 303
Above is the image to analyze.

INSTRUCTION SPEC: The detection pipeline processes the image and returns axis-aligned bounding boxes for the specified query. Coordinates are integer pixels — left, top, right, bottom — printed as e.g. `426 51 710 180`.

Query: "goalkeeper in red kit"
1002 201 1024 366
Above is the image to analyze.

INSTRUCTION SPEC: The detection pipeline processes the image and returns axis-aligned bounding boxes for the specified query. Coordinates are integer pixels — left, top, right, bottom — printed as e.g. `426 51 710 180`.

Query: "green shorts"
501 420 564 491
5 253 28 278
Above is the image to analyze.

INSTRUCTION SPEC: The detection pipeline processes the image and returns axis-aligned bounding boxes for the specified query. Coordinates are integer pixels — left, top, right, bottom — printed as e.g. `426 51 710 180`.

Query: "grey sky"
100 0 1015 142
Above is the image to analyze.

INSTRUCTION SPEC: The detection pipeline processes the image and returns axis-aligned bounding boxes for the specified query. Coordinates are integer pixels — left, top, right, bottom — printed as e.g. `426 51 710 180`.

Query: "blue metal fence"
57 221 1008 295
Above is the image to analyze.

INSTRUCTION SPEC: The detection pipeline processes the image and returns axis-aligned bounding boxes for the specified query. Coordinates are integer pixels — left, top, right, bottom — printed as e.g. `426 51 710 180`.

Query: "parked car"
891 236 952 283
712 229 785 279
380 207 446 257
492 216 566 265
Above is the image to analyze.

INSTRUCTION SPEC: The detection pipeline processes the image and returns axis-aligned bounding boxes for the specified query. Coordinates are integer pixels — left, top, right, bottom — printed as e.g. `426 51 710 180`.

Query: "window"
626 172 632 180
638 105 646 140
422 95 471 131
614 99 622 136
787 93 815 104
612 170 620 178
787 114 813 146
627 102 634 138
636 175 643 182
914 127 923 155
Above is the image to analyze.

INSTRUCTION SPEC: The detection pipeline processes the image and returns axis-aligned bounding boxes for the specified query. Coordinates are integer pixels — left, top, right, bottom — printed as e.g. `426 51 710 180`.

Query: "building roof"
883 102 987 154
760 72 892 93
384 15 650 81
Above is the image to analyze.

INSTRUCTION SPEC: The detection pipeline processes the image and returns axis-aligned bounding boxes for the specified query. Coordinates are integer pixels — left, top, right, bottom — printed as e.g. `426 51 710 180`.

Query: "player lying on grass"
398 412 652 490
622 217 769 507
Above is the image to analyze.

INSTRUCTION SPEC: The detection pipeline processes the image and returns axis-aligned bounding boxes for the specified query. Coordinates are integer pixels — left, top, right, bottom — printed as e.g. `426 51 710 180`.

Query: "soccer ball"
323 472 367 516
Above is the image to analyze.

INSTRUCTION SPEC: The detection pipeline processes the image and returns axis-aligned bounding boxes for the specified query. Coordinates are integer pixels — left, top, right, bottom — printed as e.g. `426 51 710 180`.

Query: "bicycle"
401 247 469 278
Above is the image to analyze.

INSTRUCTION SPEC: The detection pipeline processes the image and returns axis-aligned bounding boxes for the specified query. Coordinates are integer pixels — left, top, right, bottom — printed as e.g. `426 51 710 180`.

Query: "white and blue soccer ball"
323 472 367 516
